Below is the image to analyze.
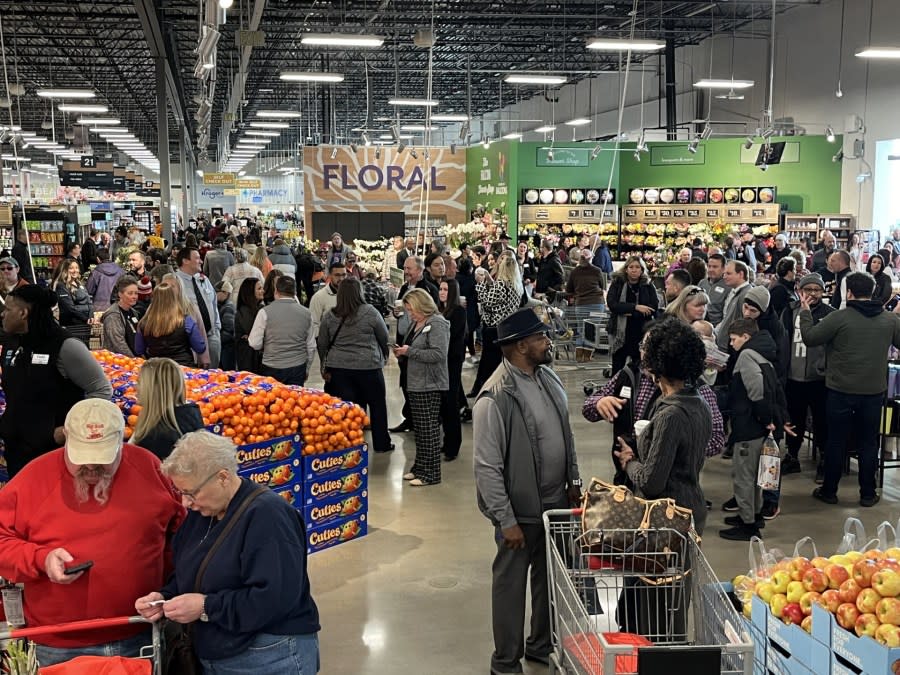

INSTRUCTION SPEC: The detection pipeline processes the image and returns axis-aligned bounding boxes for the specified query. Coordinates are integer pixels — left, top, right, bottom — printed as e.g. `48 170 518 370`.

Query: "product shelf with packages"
543 508 754 675
93 351 369 554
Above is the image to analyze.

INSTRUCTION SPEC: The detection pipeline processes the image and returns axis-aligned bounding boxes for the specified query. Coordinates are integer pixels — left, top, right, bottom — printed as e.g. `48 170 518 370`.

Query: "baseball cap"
64 399 125 465
0 256 19 269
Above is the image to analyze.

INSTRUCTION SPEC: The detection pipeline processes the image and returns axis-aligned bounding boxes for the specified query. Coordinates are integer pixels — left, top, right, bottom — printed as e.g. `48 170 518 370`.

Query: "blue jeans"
200 633 319 674
35 630 151 666
822 389 883 499
261 362 307 387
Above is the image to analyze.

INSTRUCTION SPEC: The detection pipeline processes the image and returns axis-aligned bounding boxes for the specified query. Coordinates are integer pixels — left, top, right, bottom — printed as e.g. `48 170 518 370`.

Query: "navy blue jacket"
160 478 320 660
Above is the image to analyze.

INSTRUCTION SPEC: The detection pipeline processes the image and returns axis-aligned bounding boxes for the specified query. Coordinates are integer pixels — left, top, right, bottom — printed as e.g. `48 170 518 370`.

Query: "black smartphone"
63 560 94 575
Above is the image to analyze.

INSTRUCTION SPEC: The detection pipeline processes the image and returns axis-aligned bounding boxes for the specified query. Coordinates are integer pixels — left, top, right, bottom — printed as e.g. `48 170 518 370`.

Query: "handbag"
580 478 693 575
321 318 345 383
161 486 267 675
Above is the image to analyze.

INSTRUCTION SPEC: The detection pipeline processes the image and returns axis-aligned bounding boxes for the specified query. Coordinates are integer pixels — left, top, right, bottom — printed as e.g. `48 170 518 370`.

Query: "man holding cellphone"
0 399 184 666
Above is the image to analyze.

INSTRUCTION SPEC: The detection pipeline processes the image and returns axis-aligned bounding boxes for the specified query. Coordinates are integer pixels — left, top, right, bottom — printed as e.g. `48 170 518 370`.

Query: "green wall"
618 136 843 214
465 140 519 230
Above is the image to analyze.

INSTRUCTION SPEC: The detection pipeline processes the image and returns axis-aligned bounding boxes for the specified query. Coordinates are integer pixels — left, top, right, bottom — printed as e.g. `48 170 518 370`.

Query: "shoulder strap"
325 317 346 358
193 485 267 592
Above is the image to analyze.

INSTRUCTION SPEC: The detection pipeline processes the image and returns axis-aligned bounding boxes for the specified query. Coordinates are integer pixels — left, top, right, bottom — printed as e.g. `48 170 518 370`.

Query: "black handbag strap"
193 485 267 592
324 317 346 360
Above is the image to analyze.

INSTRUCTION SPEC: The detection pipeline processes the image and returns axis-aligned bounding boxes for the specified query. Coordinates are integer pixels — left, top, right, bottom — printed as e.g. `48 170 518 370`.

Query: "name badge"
713 286 724 294
31 353 50 365
620 386 632 399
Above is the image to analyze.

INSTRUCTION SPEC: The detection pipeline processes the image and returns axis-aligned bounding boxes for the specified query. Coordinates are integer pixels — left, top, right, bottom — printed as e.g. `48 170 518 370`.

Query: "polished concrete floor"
306 357 900 674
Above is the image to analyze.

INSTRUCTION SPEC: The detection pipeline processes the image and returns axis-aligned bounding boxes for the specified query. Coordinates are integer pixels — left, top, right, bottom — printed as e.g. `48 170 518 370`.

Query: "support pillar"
665 38 677 141
156 57 173 241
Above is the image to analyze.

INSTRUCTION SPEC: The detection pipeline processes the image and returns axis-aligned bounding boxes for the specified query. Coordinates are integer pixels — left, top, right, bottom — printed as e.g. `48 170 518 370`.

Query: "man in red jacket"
0 399 185 666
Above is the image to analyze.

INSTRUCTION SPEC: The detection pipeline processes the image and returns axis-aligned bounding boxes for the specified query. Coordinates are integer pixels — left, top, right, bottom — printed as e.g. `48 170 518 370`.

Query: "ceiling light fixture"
400 125 433 132
502 132 523 140
279 71 345 82
534 125 557 133
76 118 120 125
565 118 591 126
586 38 665 51
58 104 109 113
36 89 96 98
743 136 754 150
430 114 469 122
481 138 490 149
832 149 844 162
218 0 233 7
590 145 603 160
410 148 419 159
504 74 567 85
245 130 281 137
350 143 358 153
255 110 303 118
330 147 338 159
856 47 900 59
826 125 836 143
693 79 755 89
388 98 439 106
300 33 384 48
249 122 290 129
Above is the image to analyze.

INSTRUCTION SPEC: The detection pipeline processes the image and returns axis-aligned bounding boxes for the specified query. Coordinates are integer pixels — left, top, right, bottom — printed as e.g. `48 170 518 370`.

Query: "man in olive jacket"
800 272 900 507
473 307 581 675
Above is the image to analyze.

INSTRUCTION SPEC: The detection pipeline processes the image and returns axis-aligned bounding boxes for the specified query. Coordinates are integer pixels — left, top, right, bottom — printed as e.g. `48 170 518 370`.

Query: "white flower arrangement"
441 220 490 247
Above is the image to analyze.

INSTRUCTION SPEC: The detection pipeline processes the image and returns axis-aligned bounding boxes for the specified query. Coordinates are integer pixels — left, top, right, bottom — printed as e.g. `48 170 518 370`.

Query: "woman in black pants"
468 253 523 396
439 279 467 461
317 277 393 453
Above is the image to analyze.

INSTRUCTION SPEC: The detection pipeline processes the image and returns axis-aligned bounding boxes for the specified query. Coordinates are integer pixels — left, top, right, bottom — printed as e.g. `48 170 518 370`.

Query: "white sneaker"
403 472 416 481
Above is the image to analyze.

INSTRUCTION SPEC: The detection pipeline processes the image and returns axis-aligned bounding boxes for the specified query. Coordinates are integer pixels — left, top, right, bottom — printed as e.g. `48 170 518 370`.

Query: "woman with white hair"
221 248 264 306
135 430 321 673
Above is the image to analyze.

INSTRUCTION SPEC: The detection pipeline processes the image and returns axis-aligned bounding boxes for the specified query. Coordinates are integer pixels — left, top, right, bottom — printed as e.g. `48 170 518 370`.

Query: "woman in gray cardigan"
392 288 450 486
318 277 392 454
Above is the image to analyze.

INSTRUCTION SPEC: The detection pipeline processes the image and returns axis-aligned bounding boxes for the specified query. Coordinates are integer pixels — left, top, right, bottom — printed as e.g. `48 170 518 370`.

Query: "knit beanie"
137 276 153 300
743 285 771 313
797 273 825 291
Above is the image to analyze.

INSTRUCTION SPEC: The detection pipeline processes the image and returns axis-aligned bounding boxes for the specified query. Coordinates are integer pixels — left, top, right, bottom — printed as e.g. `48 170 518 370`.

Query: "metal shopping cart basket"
0 616 160 674
543 509 755 675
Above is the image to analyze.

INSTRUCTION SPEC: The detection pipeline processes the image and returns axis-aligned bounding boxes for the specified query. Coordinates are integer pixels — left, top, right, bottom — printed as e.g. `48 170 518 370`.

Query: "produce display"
734 547 900 645
93 351 369 454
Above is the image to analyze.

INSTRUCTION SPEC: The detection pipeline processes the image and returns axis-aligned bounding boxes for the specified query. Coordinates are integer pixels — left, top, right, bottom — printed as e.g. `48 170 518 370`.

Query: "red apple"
818 589 843 613
800 591 822 616
876 623 900 647
801 615 813 633
782 602 804 626
855 612 880 638
787 581 805 603
825 563 851 589
803 568 829 593
880 559 900 573
770 593 789 619
836 602 861 630
840 578 863 604
854 559 881 589
857 587 883 614
873 570 900 598
877 597 900 626
864 549 885 561
790 557 814 582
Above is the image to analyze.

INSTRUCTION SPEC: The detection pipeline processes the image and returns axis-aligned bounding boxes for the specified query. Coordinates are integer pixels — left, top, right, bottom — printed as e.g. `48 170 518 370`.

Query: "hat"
798 273 825 291
743 285 771 313
775 233 788 243
64 399 125 465
498 232 511 241
0 256 19 269
215 279 233 295
331 232 342 239
496 307 550 345
137 276 153 299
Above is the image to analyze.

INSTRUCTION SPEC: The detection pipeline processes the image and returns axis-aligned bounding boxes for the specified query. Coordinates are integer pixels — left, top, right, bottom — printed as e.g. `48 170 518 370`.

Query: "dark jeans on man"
261 361 307 387
786 379 828 459
441 355 464 458
327 367 391 453
473 325 501 394
822 388 883 500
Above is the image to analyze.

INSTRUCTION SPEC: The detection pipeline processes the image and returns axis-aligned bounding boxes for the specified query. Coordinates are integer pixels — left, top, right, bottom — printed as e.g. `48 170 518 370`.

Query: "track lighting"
410 148 418 159
700 126 713 140
362 131 371 146
687 139 699 154
759 162 768 172
590 144 602 160
450 143 457 155
635 132 648 154
743 136 754 150
375 147 381 159
350 143 358 153
459 122 470 141
547 148 554 160
832 149 844 163
424 148 430 160
633 150 641 162
826 125 836 143
397 142 406 154
390 125 400 141
330 147 338 159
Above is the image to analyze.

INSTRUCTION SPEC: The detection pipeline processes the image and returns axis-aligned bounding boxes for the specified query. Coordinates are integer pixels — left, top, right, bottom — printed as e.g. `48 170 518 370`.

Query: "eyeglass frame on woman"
174 470 221 501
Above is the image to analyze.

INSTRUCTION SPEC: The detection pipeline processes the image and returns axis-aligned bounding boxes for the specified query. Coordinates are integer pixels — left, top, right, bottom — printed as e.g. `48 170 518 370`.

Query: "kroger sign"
322 164 447 192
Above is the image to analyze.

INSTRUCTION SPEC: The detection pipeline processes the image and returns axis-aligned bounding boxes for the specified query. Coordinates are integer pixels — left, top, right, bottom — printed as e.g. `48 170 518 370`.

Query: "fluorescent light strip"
93 128 131 134
400 125 433 132
430 114 469 122
300 33 383 48
76 118 120 125
694 79 755 89
388 98 438 106
58 104 109 113
249 122 290 129
36 89 96 98
245 130 281 137
565 118 591 126
534 125 557 133
586 38 666 51
856 47 900 59
255 110 302 118
505 74 567 85
279 71 345 82
502 132 523 139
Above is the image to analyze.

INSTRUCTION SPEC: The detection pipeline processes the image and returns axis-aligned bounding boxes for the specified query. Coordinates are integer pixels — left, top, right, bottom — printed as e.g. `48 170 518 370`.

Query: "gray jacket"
699 276 729 325
404 314 450 392
473 360 581 528
318 305 389 370
715 282 751 349
269 244 297 277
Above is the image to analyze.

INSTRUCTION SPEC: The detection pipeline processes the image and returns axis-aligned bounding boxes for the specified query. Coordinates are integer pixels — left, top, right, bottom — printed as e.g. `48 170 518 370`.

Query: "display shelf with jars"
782 213 855 248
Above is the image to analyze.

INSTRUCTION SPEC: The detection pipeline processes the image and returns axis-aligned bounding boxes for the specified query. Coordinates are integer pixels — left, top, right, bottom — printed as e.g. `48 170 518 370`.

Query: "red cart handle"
0 615 149 641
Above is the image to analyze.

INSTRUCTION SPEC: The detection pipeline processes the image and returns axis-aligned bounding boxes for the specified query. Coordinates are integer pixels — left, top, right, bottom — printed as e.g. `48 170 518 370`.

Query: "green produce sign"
650 145 706 166
537 147 590 167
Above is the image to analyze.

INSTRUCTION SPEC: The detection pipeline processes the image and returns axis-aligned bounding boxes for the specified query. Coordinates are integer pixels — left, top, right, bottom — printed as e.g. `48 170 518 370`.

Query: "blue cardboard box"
235 434 302 472
238 456 303 490
303 490 368 529
811 603 900 674
307 514 367 554
302 444 368 481
751 595 831 673
270 481 304 508
303 468 368 504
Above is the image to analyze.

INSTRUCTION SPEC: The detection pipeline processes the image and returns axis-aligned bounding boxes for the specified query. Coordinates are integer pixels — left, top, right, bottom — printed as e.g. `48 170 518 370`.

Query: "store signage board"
223 188 240 196
80 156 98 169
674 209 685 218
236 179 262 189
204 173 235 186
706 209 719 218
650 145 706 166
518 205 611 223
659 209 672 218
584 209 595 218
536 147 590 167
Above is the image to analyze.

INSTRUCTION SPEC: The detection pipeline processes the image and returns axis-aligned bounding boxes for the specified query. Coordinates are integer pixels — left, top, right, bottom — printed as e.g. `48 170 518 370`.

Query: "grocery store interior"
2 0 900 672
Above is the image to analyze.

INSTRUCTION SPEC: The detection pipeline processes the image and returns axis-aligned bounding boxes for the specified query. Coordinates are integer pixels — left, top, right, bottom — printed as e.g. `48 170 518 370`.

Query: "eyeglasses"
0 266 14 272
174 470 220 502
686 287 704 297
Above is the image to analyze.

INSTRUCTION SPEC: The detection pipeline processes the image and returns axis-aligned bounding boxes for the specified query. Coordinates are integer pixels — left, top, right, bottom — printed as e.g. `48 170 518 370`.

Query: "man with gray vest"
248 276 313 386
473 307 582 675
700 253 729 325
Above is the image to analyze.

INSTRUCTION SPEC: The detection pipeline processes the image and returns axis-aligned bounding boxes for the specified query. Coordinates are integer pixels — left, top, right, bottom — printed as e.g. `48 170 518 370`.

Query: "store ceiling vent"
237 30 265 48
413 29 435 48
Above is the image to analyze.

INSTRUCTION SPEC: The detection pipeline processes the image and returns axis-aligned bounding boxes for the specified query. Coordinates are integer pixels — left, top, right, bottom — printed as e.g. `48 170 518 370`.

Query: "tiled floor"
308 359 899 674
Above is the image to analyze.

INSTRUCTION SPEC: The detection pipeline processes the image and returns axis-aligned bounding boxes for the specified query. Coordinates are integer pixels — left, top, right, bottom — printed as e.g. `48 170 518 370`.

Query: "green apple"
770 593 789 619
876 623 900 647
757 581 776 604
787 581 805 603
872 570 900 598
771 570 792 594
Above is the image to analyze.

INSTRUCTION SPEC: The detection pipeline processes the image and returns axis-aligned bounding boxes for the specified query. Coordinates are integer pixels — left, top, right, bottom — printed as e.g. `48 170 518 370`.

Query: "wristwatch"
199 596 209 623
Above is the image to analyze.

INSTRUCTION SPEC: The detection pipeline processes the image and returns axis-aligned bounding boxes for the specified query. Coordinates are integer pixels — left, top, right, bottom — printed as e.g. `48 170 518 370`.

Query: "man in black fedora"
473 307 582 674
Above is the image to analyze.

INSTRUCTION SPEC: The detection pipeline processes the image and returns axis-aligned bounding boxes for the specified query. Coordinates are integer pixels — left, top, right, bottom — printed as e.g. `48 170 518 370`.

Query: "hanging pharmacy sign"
303 145 466 225
203 173 235 185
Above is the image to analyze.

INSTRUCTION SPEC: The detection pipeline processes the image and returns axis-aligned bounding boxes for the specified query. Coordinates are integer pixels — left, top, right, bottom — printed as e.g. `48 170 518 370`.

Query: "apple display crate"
544 509 755 675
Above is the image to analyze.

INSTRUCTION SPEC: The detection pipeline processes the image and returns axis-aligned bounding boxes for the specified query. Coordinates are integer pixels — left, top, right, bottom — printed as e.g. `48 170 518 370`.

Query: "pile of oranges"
93 351 370 454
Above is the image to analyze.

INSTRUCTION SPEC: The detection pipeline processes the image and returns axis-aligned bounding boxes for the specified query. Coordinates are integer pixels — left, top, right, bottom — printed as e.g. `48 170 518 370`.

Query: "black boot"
725 514 765 529
781 455 801 475
719 522 763 541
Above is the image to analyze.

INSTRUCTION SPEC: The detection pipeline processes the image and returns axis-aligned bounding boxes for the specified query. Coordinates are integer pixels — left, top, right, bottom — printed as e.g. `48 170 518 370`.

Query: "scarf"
612 281 631 353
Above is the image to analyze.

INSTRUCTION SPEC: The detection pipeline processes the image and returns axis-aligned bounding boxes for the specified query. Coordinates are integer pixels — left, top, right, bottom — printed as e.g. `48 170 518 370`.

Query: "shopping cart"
0 616 160 674
543 509 755 675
